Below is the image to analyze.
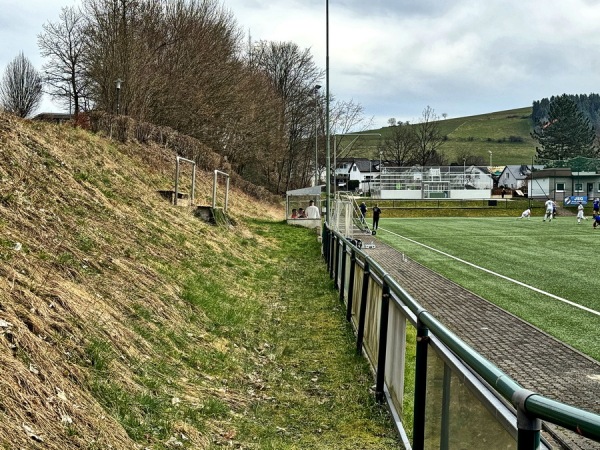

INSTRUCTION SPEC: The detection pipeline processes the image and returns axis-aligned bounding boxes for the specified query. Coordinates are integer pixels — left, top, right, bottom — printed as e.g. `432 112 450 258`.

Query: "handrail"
212 170 230 212
174 156 196 206
324 223 600 448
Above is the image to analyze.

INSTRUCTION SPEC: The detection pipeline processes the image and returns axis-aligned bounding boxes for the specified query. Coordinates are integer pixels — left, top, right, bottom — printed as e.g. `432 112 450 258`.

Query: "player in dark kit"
372 204 382 230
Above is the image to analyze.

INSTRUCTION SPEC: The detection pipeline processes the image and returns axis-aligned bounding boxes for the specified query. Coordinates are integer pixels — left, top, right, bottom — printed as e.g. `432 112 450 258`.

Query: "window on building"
556 183 565 192
575 183 583 192
353 166 357 172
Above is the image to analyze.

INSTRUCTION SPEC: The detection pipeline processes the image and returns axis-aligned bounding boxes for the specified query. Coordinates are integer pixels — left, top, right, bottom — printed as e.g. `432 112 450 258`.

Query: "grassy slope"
0 114 398 449
348 107 537 165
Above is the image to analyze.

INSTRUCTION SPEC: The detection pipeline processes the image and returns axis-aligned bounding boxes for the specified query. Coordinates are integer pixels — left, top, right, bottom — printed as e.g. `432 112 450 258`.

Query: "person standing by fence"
372 204 382 230
305 200 320 219
359 202 367 224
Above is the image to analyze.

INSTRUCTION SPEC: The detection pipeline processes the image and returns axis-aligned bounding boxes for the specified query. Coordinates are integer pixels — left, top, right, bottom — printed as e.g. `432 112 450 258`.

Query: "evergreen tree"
532 94 597 160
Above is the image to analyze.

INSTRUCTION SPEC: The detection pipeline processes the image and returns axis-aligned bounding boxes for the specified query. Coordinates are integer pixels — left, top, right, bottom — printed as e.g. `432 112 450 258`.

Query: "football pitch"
375 216 600 362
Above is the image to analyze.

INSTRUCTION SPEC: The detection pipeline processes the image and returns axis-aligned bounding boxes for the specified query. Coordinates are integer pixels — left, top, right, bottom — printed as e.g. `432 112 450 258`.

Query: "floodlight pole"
314 85 322 186
380 150 383 193
325 0 331 223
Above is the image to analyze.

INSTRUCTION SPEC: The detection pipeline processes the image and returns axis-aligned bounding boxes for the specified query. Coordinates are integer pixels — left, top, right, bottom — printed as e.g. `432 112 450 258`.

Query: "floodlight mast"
313 85 322 186
325 0 330 223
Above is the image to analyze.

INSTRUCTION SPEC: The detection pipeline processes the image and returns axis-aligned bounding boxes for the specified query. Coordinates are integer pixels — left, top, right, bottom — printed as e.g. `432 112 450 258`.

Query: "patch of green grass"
74 170 91 183
378 217 600 361
76 233 95 252
84 337 114 373
80 219 401 449
89 379 174 442
358 198 542 214
219 220 400 449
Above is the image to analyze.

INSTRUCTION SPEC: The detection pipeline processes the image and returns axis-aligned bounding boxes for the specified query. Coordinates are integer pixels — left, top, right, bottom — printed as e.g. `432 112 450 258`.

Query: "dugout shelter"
286 185 323 229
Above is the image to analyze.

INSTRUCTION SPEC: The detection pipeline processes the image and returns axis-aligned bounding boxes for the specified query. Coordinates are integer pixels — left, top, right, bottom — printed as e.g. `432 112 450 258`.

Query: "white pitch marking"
379 228 600 317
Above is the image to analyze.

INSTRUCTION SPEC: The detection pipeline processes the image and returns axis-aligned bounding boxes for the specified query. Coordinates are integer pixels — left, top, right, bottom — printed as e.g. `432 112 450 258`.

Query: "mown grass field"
375 216 600 362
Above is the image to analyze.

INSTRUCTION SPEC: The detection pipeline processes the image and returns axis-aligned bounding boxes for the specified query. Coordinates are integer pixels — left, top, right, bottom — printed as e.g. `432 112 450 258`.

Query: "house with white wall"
497 165 544 190
334 158 381 193
373 165 492 199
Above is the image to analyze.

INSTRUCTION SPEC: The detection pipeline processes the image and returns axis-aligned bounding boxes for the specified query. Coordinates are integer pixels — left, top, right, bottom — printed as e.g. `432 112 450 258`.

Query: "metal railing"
174 156 196 206
212 170 230 212
322 224 600 450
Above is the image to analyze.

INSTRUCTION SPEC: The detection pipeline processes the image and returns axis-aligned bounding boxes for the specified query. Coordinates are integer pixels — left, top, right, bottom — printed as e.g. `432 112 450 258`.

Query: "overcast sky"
3 0 600 127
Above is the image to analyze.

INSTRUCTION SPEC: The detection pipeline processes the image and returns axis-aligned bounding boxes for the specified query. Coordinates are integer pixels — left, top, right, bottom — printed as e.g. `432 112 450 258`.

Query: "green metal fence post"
328 232 335 279
513 389 542 450
339 241 347 303
346 249 356 322
440 363 451 450
325 227 332 272
322 223 329 263
413 317 429 450
356 261 370 355
331 236 340 289
375 282 390 403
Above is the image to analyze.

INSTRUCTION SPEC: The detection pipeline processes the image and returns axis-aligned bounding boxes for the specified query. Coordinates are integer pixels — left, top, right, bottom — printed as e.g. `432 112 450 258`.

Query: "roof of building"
499 165 545 179
286 185 324 196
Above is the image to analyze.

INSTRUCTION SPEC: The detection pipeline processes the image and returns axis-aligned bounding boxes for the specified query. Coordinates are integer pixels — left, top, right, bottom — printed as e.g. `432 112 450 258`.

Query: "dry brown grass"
0 112 283 449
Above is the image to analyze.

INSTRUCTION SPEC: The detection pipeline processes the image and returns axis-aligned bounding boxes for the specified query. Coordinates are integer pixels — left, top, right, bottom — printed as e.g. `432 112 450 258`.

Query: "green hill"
347 106 537 165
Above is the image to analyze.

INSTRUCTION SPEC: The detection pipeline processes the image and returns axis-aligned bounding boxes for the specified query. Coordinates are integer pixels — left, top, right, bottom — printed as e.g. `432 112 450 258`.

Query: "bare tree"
0 52 43 117
250 40 323 192
379 123 417 166
38 0 369 195
38 6 87 117
328 98 375 162
413 105 445 166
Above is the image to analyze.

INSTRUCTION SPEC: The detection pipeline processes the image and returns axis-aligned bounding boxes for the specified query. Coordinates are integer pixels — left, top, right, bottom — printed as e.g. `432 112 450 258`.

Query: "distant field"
376 216 600 361
347 107 537 165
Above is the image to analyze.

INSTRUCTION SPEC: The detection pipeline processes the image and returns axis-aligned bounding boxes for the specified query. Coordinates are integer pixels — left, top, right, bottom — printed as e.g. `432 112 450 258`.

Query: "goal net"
331 193 372 239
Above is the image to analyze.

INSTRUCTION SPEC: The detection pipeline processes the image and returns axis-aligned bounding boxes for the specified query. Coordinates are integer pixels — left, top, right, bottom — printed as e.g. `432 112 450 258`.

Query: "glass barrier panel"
342 249 350 299
402 324 417 443
385 302 407 416
362 279 381 364
424 347 516 450
349 265 364 328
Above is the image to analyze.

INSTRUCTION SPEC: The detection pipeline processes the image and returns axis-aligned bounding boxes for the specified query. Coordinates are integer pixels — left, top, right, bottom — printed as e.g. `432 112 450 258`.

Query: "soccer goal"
331 192 373 239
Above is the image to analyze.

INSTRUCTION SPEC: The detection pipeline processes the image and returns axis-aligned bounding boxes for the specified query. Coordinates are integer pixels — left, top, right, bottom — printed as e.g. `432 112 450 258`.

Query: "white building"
373 165 493 199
